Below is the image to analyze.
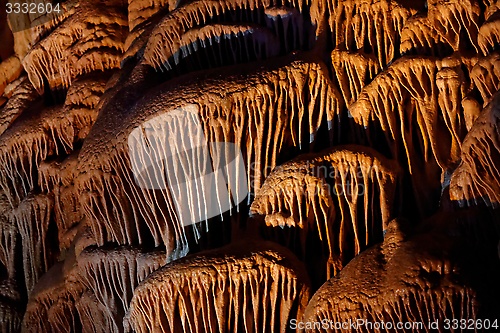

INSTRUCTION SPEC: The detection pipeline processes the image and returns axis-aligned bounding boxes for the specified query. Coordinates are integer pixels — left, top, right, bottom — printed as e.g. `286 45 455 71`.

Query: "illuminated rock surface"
0 0 498 332
126 240 310 333
251 145 400 280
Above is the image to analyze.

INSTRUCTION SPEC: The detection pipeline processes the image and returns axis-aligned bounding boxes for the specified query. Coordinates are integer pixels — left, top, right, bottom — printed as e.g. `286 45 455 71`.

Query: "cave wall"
0 0 499 332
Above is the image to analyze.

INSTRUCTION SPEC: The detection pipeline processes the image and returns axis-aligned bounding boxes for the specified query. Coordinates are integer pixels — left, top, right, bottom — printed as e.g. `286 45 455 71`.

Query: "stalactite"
22 261 84 333
163 24 281 72
251 160 336 229
478 10 500 55
21 0 127 93
29 74 108 253
9 194 54 293
125 240 310 333
427 0 481 52
38 154 82 254
0 192 17 280
326 0 416 67
399 0 482 55
142 0 315 70
441 56 481 134
0 278 23 333
0 253 21 332
63 73 111 112
76 56 342 257
0 300 21 333
461 96 482 131
351 57 436 166
0 153 18 309
436 66 468 161
128 0 178 31
300 218 490 333
471 52 500 105
450 91 500 208
0 94 100 206
349 56 474 216
264 7 306 53
77 246 167 332
123 15 161 64
331 50 380 107
483 0 500 19
251 145 399 278
400 15 449 56
0 77 39 137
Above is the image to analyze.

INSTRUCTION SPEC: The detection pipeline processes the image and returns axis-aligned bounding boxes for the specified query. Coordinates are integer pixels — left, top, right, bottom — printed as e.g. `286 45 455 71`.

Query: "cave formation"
0 0 499 332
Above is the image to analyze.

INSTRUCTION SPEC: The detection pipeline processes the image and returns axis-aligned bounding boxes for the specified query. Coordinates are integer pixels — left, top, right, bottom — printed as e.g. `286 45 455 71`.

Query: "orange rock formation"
0 0 499 331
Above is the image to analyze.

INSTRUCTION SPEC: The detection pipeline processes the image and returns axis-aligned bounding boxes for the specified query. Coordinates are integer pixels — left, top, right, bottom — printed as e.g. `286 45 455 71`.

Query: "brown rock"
126 240 310 333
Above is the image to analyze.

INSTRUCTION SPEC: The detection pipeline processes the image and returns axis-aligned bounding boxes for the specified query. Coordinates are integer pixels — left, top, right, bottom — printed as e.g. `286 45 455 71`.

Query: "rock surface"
0 0 498 332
